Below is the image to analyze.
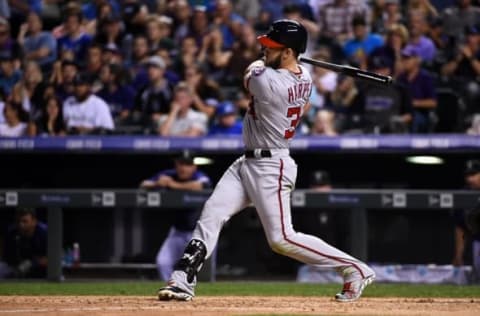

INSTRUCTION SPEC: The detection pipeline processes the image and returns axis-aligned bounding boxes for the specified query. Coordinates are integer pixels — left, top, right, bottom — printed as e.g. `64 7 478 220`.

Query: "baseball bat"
299 57 393 86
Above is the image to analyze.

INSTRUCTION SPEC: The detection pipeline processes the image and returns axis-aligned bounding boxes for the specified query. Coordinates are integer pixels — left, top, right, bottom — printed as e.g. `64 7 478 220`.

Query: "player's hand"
157 175 173 187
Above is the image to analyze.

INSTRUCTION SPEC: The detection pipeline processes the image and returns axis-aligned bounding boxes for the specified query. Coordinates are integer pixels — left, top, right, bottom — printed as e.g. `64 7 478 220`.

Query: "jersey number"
284 106 301 139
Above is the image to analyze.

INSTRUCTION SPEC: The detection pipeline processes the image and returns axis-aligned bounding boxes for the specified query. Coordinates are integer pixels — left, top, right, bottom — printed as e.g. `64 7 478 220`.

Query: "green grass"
0 281 479 297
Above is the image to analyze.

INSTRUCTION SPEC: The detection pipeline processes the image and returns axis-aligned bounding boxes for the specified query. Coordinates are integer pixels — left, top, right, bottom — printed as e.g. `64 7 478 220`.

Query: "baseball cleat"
335 274 375 302
157 286 193 301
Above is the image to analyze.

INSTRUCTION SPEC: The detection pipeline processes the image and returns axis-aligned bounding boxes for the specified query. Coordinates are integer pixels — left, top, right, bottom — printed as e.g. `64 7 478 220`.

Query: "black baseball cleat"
157 285 193 301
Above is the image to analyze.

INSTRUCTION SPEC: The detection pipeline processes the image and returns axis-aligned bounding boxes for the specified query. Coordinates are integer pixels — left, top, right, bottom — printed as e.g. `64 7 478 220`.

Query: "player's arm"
243 59 265 91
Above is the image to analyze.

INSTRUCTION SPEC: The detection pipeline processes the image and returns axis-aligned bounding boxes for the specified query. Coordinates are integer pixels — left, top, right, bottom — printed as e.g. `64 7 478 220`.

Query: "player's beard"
266 53 282 69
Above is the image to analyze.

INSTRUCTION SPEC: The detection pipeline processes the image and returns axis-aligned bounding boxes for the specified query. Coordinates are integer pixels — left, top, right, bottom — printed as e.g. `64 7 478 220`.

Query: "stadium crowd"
0 0 478 137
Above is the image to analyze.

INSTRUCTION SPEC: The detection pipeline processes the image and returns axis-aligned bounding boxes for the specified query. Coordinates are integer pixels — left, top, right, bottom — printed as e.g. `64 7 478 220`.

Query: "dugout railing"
1 189 479 281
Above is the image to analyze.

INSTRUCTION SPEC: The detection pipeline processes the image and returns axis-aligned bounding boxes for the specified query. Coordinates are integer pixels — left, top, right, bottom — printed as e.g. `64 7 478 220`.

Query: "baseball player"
158 19 375 302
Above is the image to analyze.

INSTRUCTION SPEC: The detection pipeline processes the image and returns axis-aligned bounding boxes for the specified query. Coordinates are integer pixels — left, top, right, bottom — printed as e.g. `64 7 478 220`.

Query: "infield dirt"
0 296 479 315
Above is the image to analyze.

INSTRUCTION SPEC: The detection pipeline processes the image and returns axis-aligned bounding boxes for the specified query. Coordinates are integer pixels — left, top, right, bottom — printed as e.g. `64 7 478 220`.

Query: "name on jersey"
287 83 311 103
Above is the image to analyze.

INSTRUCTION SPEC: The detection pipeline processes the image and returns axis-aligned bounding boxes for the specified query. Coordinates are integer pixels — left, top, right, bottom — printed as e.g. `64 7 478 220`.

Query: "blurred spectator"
397 46 437 133
369 23 409 77
329 75 359 112
147 15 175 52
202 27 233 82
156 47 181 85
407 0 438 19
441 26 480 115
0 54 21 96
467 114 480 135
133 55 174 128
97 63 135 124
83 0 121 22
441 0 480 44
184 63 221 118
57 10 93 63
428 17 451 53
0 0 9 19
354 56 413 134
404 13 436 63
17 11 57 72
49 60 79 101
0 208 47 279
121 0 149 36
28 96 66 136
63 73 114 135
128 35 150 90
208 101 243 135
452 160 480 279
0 101 28 137
343 15 384 70
171 0 192 45
11 60 46 120
174 35 204 76
140 150 211 281
0 17 22 66
224 24 261 86
233 0 261 24
93 14 126 52
308 48 338 117
157 81 208 137
317 0 371 45
310 109 337 136
371 0 404 34
282 3 320 56
212 0 245 50
187 5 211 51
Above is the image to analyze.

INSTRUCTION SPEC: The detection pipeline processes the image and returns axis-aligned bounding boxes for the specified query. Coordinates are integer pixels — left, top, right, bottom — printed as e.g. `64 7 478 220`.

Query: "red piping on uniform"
277 159 365 278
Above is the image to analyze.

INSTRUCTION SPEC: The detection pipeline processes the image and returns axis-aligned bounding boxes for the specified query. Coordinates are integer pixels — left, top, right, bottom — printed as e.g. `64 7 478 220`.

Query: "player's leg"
156 227 192 281
158 157 251 301
242 156 374 302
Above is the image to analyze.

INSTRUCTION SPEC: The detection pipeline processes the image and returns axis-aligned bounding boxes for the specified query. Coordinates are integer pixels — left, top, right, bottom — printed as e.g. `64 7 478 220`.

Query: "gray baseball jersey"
243 64 312 149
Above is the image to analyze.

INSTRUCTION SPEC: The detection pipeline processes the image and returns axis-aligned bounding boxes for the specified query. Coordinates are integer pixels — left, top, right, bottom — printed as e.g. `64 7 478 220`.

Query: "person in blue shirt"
1 208 47 278
140 151 212 281
57 11 93 64
208 101 243 135
343 15 384 69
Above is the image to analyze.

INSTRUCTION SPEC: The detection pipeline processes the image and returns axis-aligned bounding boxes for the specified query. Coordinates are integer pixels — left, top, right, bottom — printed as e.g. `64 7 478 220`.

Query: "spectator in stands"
0 17 21 66
133 55 174 129
63 72 114 135
441 0 480 45
157 81 208 137
184 63 221 118
343 15 384 70
174 36 204 77
467 114 480 135
11 60 46 121
121 0 149 37
97 63 135 124
139 150 211 281
310 109 338 136
147 15 175 52
224 24 262 87
57 10 93 64
17 11 57 72
0 54 21 96
453 160 480 281
309 47 338 114
212 0 245 50
354 56 413 134
369 23 409 77
156 47 181 86
317 0 371 45
128 34 150 90
282 3 320 56
208 101 242 135
93 14 125 54
28 96 66 136
397 46 437 133
49 60 78 101
404 13 436 63
407 0 438 20
371 0 404 34
85 44 104 87
0 208 47 279
441 25 480 115
0 101 28 137
171 0 192 45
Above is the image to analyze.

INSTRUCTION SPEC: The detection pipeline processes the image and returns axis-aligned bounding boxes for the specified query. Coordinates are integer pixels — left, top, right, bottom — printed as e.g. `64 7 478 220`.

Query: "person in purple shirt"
97 63 135 124
404 13 436 63
397 46 437 133
208 101 243 135
140 151 212 281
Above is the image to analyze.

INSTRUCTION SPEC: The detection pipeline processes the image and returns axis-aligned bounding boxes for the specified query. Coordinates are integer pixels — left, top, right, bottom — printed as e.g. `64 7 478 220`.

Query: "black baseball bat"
299 56 393 86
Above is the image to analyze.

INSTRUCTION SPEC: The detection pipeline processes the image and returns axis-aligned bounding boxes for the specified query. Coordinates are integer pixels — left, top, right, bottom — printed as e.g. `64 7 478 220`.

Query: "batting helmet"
257 19 308 54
